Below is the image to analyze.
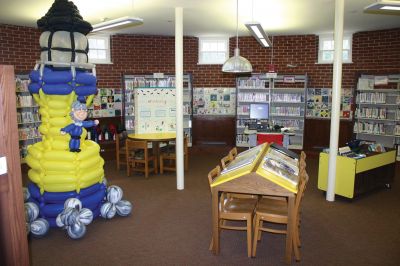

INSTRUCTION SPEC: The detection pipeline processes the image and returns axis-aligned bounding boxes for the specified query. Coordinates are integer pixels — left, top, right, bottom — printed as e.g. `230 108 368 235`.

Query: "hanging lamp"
222 0 253 73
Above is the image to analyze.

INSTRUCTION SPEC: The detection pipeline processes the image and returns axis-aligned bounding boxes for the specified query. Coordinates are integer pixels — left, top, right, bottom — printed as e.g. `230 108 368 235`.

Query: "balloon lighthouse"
24 0 131 239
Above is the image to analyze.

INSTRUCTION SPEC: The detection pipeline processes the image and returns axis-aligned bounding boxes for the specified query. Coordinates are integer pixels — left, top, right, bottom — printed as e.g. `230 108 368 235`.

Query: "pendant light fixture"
222 0 253 73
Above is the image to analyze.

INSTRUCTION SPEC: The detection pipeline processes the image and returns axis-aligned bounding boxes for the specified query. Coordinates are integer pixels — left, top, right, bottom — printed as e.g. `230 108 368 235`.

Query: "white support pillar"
175 7 184 190
326 0 344 201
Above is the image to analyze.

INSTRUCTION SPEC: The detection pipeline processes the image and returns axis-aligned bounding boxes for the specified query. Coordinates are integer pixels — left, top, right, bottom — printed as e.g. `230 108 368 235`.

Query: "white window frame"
317 33 353 64
87 34 112 64
198 37 229 65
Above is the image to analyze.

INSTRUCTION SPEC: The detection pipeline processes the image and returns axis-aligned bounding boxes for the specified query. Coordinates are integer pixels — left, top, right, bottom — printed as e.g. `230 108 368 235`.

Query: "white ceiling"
0 0 399 37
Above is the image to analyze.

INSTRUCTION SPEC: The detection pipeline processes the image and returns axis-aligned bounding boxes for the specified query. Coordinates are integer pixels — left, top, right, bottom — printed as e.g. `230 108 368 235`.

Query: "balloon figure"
25 202 50 237
24 0 132 237
61 101 99 152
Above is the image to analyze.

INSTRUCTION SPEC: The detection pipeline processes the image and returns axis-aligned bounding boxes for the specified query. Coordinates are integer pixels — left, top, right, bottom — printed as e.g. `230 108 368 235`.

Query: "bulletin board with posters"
193 87 236 115
134 88 176 133
88 88 123 118
306 88 353 120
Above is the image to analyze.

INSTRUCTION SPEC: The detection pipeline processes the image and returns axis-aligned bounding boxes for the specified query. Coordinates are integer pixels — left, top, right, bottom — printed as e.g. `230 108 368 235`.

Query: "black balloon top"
37 0 93 35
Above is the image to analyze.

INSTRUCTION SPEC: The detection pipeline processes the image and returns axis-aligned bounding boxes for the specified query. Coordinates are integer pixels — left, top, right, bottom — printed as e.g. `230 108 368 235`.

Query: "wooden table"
210 145 297 264
128 132 176 173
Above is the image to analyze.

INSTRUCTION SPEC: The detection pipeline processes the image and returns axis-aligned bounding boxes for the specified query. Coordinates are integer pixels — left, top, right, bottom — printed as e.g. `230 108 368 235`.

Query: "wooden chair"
221 148 258 201
252 151 309 262
159 136 189 173
126 139 156 178
229 147 238 159
116 131 127 170
208 165 257 257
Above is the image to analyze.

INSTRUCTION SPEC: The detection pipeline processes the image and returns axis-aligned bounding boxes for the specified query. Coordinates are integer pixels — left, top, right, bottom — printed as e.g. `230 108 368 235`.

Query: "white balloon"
107 186 123 204
30 218 50 237
67 222 86 239
25 202 39 223
100 202 116 219
23 187 30 202
79 208 93 225
64 198 82 211
115 200 132 217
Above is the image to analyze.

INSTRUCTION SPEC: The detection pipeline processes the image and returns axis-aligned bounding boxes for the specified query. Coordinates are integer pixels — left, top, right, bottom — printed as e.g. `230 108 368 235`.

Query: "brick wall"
1 23 399 89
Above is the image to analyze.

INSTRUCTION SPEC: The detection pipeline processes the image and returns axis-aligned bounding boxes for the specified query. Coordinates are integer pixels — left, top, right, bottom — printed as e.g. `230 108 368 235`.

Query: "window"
318 34 352 64
87 35 112 64
198 37 229 64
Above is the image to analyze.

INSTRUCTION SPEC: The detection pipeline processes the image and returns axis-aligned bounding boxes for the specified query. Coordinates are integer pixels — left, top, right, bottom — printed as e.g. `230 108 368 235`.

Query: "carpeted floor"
27 150 400 266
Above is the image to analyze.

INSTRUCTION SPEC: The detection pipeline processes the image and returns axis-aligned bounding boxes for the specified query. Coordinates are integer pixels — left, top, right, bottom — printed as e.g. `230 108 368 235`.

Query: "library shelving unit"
270 75 307 150
235 74 271 148
15 75 41 163
122 74 193 146
353 74 400 160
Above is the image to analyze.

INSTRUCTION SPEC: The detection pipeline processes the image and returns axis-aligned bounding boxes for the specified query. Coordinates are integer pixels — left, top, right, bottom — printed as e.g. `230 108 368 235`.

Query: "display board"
306 88 353 119
134 88 176 133
193 87 236 115
88 88 122 118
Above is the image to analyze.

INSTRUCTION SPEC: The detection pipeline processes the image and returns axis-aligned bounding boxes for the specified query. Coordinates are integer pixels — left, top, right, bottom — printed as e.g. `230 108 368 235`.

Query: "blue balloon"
28 82 41 94
76 72 97 85
75 85 97 96
42 70 73 84
42 83 73 95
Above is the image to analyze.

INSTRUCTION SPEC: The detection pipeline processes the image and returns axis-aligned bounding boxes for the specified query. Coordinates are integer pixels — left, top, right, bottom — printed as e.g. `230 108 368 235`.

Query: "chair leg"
293 235 301 261
247 216 252 258
209 236 213 251
145 162 149 178
258 221 263 241
252 215 260 257
117 156 120 170
160 156 164 174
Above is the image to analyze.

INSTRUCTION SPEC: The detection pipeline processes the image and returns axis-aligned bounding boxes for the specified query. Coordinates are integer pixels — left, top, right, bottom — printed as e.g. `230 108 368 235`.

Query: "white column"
175 7 184 190
326 0 344 201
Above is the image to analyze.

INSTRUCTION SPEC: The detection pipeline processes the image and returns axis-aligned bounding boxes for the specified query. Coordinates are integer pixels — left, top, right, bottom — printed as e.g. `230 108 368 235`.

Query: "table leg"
285 196 294 264
153 141 159 174
211 189 219 254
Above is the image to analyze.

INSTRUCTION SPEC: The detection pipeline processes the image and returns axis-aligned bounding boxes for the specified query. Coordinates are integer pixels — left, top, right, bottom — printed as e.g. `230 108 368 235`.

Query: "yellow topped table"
128 133 176 173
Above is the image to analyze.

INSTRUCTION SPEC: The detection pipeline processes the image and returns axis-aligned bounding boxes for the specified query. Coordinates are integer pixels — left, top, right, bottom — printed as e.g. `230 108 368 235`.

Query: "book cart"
209 143 300 264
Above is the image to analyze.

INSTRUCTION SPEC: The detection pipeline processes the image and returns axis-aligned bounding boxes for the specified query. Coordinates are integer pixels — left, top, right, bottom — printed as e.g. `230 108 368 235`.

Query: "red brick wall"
1 23 399 89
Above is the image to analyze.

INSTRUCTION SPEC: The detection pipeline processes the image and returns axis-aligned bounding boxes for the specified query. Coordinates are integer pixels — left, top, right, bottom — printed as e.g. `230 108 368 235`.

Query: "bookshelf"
15 75 41 163
236 74 271 147
235 74 307 150
122 74 193 146
270 75 307 150
354 74 400 160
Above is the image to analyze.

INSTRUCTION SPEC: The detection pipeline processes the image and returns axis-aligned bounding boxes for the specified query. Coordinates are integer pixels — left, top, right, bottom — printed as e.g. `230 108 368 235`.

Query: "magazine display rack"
317 150 396 198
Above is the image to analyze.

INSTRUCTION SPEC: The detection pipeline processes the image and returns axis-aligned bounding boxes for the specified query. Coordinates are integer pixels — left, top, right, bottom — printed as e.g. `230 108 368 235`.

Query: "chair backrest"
229 147 238 159
125 139 148 154
294 153 309 216
116 131 127 151
220 154 233 169
207 165 221 190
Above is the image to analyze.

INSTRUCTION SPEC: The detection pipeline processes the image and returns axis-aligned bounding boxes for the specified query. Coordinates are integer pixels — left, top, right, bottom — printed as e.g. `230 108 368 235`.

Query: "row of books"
126 78 176 89
19 127 41 141
237 92 268 102
270 119 301 129
357 92 387 104
356 107 388 119
354 122 389 135
270 106 302 117
16 95 36 107
270 93 303 103
237 78 268 89
16 77 30 92
17 111 40 124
